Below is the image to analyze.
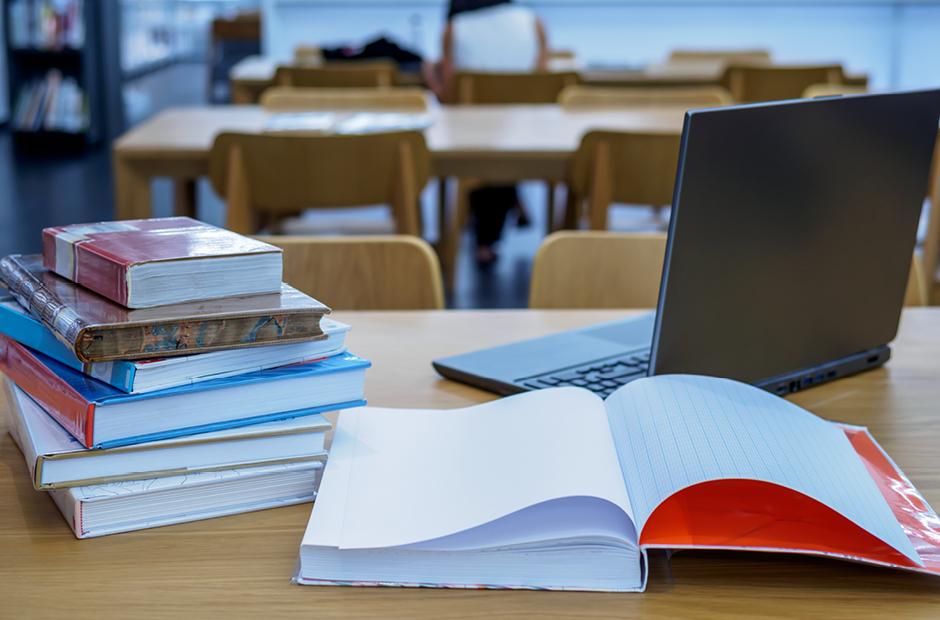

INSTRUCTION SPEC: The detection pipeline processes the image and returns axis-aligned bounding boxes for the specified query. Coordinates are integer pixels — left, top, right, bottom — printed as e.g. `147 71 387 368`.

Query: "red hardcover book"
42 217 283 308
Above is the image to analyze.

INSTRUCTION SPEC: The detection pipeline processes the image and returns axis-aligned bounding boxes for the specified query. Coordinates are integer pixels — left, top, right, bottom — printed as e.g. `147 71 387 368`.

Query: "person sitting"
426 0 549 264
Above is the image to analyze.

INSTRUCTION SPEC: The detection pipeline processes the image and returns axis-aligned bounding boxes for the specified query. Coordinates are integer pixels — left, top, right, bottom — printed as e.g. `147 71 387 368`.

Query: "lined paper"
605 375 920 565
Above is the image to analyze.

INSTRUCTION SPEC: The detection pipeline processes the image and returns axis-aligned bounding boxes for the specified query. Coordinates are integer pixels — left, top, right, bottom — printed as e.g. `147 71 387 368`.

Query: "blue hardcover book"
0 333 369 449
0 297 351 394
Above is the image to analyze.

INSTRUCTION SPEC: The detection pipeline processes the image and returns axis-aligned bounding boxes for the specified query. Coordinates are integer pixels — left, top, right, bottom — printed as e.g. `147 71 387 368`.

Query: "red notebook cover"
42 217 281 307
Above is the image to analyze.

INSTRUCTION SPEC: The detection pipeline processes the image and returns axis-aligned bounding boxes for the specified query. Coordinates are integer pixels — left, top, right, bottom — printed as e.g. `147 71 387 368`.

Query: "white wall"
260 0 940 91
0 5 8 123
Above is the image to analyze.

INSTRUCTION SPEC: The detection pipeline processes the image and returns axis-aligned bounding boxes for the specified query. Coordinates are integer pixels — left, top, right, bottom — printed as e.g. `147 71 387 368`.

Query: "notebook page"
605 375 920 565
303 388 635 551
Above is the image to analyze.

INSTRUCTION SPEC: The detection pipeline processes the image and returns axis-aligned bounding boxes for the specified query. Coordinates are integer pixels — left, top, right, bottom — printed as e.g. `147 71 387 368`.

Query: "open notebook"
296 375 940 591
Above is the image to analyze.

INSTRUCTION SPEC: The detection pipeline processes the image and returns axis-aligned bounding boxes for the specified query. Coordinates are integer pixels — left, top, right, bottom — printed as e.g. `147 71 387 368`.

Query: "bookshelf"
4 0 120 151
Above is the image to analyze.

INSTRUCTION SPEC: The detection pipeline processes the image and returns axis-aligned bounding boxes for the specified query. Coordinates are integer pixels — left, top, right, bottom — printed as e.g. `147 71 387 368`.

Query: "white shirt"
451 5 539 72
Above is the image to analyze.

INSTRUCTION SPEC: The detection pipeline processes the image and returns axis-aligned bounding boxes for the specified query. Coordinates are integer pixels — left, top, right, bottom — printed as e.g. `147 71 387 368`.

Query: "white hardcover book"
51 461 323 539
4 380 329 489
297 376 940 591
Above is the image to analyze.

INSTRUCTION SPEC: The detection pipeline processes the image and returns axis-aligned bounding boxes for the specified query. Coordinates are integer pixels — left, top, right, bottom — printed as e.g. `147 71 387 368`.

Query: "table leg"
173 178 198 218
113 156 153 220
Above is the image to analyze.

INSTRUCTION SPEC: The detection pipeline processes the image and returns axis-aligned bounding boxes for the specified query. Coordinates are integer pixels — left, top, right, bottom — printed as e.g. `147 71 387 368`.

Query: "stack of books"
0 217 369 538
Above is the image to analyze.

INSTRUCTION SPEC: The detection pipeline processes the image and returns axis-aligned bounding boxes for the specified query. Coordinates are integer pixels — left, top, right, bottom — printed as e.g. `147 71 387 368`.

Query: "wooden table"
228 56 725 104
3 309 940 618
228 56 425 104
112 104 686 221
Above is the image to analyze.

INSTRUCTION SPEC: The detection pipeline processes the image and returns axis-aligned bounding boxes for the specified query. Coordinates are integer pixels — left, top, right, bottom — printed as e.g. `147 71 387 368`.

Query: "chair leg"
441 179 471 289
545 181 557 233
562 188 580 229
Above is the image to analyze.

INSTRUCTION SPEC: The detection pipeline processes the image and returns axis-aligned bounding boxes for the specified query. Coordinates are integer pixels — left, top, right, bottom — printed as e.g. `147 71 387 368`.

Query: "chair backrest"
723 64 844 103
275 61 396 88
802 83 869 98
211 12 261 42
668 48 772 66
568 130 682 206
255 235 444 310
261 86 428 112
529 233 923 310
453 71 580 104
530 231 667 308
208 131 430 234
260 87 429 112
293 45 323 65
559 85 732 109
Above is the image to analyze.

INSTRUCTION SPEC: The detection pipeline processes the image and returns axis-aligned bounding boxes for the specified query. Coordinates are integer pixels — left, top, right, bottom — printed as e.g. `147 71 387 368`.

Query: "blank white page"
303 388 634 550
605 375 920 565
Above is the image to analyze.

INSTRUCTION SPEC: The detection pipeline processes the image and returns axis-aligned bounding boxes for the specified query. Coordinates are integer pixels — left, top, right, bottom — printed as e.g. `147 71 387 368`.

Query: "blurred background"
1 0 938 309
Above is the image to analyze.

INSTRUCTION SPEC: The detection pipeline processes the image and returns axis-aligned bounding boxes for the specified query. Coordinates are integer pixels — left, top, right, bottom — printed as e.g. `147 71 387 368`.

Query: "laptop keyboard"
518 349 651 399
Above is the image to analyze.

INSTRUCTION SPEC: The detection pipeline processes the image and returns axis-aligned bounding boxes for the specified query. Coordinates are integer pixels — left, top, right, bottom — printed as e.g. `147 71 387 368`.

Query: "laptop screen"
650 90 940 385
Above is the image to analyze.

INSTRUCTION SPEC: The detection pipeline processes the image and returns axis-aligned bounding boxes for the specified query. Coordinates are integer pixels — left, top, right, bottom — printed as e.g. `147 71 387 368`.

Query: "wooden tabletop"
228 55 726 86
114 104 686 161
112 104 687 220
3 309 940 619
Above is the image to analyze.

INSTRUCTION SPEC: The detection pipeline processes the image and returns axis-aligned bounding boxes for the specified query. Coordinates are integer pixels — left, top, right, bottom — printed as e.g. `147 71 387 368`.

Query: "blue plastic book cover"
30 346 371 406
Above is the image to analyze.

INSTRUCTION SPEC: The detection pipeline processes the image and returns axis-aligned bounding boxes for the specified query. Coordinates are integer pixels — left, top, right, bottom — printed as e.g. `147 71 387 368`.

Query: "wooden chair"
294 45 323 65
208 131 430 235
529 232 667 308
260 87 429 112
565 130 682 230
530 233 925 310
558 85 732 109
905 254 928 307
254 235 444 310
208 12 261 103
453 71 579 104
920 134 940 304
802 83 868 98
275 61 396 88
723 64 844 103
842 73 870 88
667 49 772 66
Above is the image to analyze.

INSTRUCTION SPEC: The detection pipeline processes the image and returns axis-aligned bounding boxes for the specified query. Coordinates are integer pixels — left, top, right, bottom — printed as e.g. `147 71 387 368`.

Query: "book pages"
605 375 920 565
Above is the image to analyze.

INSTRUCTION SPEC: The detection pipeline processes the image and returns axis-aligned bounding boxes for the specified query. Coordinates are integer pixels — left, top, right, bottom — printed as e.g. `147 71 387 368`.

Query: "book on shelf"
51 461 323 539
42 217 284 308
0 295 350 393
3 379 330 489
296 375 940 591
0 254 330 363
11 71 87 133
8 0 85 51
0 334 368 449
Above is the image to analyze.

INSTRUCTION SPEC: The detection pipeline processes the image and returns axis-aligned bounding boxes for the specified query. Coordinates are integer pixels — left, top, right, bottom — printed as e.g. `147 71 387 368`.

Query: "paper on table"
305 388 634 551
605 375 921 565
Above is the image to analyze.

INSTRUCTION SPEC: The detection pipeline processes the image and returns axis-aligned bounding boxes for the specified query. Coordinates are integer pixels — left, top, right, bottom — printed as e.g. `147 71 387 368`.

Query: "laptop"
433 89 940 399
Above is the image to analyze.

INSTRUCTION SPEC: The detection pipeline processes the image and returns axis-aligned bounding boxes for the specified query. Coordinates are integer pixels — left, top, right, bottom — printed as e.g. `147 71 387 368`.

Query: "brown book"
0 254 330 363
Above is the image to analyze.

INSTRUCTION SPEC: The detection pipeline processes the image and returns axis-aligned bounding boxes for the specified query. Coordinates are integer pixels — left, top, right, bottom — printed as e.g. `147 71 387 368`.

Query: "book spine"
1 378 42 488
0 336 94 448
42 228 130 306
49 488 85 539
0 299 85 372
0 255 88 357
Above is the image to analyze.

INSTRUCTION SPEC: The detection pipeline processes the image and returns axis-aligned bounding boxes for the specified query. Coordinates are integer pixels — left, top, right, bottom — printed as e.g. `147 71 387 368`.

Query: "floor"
0 61 666 309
